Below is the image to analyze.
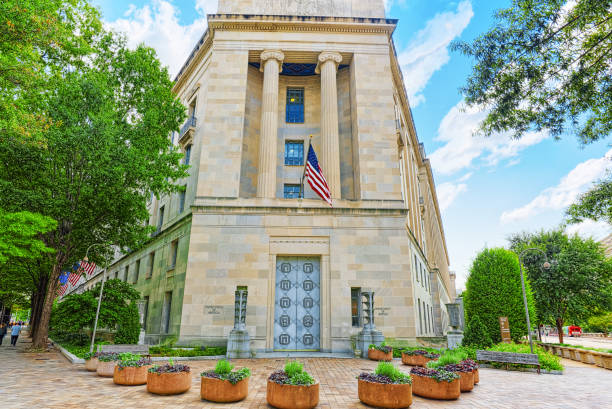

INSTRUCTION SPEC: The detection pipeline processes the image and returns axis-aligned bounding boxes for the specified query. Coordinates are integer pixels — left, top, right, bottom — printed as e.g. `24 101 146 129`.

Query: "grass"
486 343 563 371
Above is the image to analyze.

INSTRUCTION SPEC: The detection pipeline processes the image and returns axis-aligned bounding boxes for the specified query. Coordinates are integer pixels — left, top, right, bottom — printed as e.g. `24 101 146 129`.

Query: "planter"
401 353 431 367
147 371 192 395
473 368 479 384
411 374 460 400
368 348 393 362
457 371 474 392
578 350 595 365
96 361 117 378
113 365 151 386
85 358 98 372
201 376 248 403
267 380 319 409
357 378 412 409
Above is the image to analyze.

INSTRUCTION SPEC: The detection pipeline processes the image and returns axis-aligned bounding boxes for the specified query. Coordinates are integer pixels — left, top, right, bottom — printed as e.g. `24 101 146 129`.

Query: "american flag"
305 145 332 206
68 271 81 286
58 283 68 297
79 261 97 276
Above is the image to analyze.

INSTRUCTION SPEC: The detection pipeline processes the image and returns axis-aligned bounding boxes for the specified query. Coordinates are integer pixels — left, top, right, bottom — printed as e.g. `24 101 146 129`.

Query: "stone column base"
447 330 464 349
356 329 384 358
227 329 251 358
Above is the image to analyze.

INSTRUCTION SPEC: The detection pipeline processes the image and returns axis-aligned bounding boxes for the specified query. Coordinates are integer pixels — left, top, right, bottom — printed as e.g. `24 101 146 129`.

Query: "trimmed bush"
464 248 536 343
462 314 493 349
486 342 563 372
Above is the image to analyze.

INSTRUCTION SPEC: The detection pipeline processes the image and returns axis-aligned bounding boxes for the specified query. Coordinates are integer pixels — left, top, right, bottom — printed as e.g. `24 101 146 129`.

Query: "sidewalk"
1 336 611 408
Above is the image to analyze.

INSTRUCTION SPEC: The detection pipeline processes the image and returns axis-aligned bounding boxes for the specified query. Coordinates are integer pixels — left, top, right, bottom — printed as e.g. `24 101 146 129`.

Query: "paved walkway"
1 336 612 409
542 335 612 350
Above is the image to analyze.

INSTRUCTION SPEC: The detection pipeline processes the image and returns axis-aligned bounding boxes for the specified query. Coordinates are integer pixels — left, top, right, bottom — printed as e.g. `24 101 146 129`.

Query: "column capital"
260 50 285 72
315 51 342 74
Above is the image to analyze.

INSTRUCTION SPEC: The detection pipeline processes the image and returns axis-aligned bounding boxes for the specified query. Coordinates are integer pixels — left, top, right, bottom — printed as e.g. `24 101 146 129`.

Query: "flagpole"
300 135 312 199
85 242 111 353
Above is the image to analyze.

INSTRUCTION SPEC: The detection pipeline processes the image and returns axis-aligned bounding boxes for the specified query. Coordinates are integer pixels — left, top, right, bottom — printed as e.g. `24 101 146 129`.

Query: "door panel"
274 256 320 351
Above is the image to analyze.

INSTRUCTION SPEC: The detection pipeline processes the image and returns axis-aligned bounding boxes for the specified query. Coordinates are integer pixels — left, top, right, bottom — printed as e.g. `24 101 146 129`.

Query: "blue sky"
93 0 612 289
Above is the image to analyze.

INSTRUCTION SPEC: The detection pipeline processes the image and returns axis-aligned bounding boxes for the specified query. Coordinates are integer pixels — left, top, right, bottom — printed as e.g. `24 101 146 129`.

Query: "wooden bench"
100 344 150 355
476 350 540 374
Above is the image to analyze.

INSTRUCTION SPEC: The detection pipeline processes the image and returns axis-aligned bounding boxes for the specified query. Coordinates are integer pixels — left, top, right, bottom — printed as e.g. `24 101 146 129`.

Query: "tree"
0 210 56 264
567 174 612 225
508 229 612 343
453 0 612 144
462 314 493 349
464 248 537 343
0 29 188 348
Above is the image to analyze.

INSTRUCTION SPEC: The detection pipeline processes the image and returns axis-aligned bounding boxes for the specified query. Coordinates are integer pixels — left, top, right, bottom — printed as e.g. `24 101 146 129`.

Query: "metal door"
274 256 320 351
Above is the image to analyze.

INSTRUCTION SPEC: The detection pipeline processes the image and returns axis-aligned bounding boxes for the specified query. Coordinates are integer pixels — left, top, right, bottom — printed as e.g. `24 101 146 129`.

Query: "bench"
476 350 540 374
100 344 150 355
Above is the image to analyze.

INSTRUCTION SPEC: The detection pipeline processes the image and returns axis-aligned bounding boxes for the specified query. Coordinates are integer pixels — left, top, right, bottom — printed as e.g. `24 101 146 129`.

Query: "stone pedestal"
227 328 251 358
447 330 464 349
138 329 146 345
356 329 384 357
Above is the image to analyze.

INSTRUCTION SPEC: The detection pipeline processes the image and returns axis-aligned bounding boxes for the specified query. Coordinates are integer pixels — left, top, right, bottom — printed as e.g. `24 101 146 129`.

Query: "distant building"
599 233 612 257
68 0 454 352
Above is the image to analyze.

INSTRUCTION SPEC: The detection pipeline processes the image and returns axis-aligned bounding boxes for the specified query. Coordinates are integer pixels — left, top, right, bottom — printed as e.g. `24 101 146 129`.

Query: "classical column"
316 51 342 199
257 50 284 198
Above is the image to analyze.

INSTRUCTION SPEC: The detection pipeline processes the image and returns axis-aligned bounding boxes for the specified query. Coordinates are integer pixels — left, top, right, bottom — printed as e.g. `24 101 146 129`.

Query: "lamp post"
516 247 550 354
84 243 112 353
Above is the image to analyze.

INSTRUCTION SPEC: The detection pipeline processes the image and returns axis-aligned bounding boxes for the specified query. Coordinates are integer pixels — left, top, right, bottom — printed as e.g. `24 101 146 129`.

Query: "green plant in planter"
369 342 393 354
374 361 411 384
410 367 460 383
97 352 120 362
426 352 461 369
268 360 316 386
83 352 98 360
116 352 152 370
201 359 251 385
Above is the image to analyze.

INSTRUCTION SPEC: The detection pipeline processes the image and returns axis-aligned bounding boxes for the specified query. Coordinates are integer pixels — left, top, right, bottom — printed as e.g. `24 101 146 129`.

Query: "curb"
49 338 85 364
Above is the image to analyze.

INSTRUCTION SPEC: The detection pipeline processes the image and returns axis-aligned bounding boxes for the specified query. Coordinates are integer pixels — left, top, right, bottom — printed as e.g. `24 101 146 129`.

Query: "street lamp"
83 243 112 353
516 247 551 354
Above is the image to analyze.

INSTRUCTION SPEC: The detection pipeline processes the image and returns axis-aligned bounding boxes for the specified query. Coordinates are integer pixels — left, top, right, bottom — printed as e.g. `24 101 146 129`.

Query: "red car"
569 325 582 337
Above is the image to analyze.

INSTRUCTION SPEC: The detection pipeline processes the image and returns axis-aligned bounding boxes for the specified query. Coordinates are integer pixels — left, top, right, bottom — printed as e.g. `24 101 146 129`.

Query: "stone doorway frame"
266 236 330 352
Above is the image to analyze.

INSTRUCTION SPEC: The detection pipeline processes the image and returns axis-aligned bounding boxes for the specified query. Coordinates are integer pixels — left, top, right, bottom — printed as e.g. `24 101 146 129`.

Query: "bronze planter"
147 371 192 395
401 353 431 367
113 365 151 386
368 348 393 362
96 361 116 378
201 376 248 402
411 374 460 400
457 371 474 392
357 378 412 409
266 380 319 409
84 358 98 372
473 368 479 384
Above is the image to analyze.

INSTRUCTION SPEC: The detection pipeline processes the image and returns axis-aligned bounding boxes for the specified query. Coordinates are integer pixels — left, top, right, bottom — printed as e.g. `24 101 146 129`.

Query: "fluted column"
316 51 342 199
257 50 284 198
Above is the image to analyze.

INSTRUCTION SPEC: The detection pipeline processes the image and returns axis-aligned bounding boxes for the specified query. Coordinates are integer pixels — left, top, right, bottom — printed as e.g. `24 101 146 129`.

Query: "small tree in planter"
113 353 153 386
401 349 440 367
83 352 99 372
368 342 393 361
96 352 120 378
410 367 460 400
358 361 412 408
267 360 319 409
427 354 474 392
201 359 251 402
147 359 191 395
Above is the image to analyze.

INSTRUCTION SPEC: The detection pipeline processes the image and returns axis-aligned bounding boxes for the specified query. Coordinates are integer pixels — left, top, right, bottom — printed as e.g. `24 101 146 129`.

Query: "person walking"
10 321 21 347
0 323 6 345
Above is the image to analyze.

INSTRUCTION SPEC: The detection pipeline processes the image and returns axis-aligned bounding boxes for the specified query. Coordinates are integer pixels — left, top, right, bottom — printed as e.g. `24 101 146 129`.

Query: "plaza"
2 336 612 409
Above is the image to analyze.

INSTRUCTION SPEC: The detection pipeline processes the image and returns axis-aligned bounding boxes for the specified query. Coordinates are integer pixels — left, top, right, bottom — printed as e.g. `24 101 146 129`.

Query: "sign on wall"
499 316 511 343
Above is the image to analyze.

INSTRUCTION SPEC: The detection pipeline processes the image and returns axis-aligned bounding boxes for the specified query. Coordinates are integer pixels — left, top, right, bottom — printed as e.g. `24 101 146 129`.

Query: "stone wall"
217 0 386 19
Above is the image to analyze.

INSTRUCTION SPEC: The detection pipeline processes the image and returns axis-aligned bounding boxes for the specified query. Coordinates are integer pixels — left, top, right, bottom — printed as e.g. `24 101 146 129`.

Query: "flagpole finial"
309 134 313 139
83 256 89 262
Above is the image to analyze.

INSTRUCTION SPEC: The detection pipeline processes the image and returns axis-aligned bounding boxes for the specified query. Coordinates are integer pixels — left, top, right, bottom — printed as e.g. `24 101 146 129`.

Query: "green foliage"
508 229 612 342
567 176 612 225
214 359 234 375
586 312 612 334
114 302 140 344
452 346 477 360
0 210 56 264
426 352 462 369
462 314 493 349
374 361 412 384
97 352 120 362
464 248 536 343
282 360 315 386
149 345 226 357
486 342 563 371
284 360 304 378
50 292 97 334
452 0 612 144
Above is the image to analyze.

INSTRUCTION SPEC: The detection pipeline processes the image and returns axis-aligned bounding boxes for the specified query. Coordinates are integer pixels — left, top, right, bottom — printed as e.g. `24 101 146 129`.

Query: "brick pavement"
1 336 611 409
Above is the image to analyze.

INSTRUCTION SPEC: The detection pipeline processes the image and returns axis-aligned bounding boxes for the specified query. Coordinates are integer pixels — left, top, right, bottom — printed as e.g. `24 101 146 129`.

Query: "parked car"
569 325 582 337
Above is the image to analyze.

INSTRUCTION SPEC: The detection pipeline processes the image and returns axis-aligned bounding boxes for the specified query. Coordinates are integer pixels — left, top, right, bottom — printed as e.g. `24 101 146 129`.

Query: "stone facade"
67 0 455 351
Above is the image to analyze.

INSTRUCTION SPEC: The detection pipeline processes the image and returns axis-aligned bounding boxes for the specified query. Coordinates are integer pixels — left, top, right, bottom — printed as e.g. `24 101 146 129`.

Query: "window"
157 206 164 231
143 296 149 331
284 141 304 166
414 255 419 282
184 145 191 166
114 271 118 279
179 188 186 213
426 303 430 333
147 252 155 278
162 291 172 333
169 239 178 269
123 266 129 281
418 298 422 335
431 305 434 334
351 288 362 327
286 88 304 123
134 260 141 283
283 184 301 199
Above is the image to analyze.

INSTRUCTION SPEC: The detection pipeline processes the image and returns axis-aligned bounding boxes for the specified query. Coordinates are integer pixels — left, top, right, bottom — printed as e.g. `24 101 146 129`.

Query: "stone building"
73 0 455 352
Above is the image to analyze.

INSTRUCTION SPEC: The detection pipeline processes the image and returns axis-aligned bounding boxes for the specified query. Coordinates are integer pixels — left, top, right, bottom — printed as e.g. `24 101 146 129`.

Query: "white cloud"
397 1 473 107
437 182 467 211
106 0 216 78
428 102 549 175
501 149 612 223
457 172 473 182
566 220 611 241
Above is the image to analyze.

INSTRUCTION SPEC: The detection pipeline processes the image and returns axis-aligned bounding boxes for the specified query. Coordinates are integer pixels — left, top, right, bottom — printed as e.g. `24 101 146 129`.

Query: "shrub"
426 351 462 369
284 360 304 378
462 314 493 349
486 342 563 371
586 312 612 334
464 248 536 343
373 362 412 384
115 302 140 344
268 360 315 386
201 360 251 385
214 359 233 375
149 345 226 357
